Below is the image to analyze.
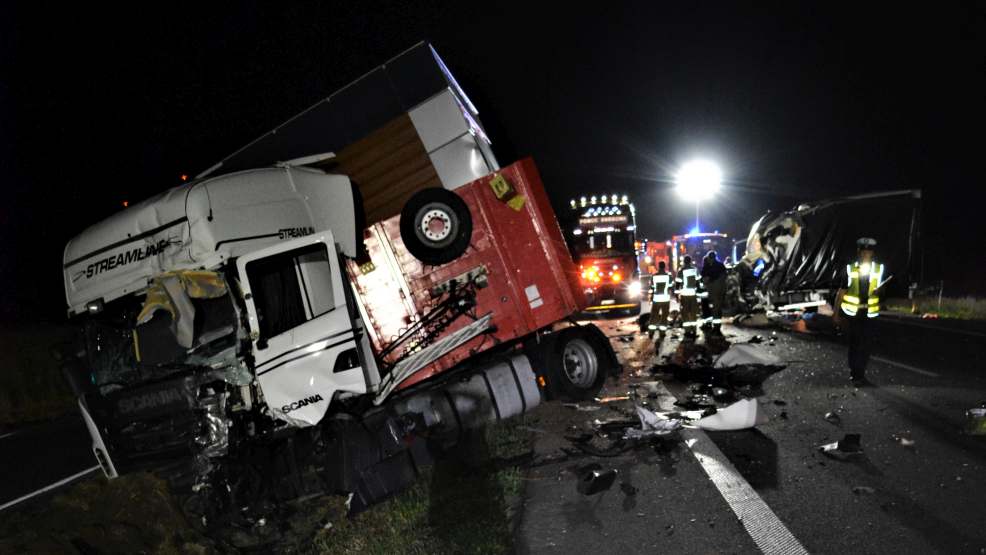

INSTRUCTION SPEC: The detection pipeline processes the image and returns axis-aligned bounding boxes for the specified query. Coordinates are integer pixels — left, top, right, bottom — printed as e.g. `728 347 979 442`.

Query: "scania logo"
281 394 324 413
118 389 183 414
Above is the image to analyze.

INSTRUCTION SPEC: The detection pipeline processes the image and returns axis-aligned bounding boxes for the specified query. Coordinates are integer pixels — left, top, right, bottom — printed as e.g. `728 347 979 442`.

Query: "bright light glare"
628 281 642 297
675 160 722 202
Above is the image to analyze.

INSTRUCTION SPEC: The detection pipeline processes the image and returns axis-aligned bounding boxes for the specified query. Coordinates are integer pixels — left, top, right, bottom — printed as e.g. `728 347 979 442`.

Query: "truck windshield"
574 232 633 255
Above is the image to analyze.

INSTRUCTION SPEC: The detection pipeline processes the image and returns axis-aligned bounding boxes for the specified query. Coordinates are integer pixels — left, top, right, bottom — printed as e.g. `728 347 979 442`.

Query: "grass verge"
0 417 536 554
885 296 986 320
0 325 77 426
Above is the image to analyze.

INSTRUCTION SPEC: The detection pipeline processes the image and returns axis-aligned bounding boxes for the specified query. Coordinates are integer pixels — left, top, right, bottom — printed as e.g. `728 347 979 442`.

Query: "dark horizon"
3 2 984 323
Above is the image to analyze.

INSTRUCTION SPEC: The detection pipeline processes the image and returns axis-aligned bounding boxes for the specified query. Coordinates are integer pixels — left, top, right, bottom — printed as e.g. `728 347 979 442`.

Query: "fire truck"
566 195 642 314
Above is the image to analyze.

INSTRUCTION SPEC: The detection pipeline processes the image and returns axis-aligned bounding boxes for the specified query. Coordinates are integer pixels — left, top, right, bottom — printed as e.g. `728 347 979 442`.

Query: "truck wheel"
542 326 614 401
400 188 473 265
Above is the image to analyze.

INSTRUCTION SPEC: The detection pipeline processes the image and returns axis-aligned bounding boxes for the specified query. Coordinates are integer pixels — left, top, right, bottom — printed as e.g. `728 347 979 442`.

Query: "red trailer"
349 158 589 390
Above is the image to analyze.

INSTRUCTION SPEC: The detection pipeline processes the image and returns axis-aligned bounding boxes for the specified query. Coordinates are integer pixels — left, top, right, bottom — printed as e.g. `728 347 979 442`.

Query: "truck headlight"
628 281 642 298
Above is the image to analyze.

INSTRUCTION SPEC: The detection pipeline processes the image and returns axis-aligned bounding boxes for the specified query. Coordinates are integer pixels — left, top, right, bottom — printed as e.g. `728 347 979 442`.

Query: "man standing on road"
701 250 728 333
677 256 701 339
647 261 673 340
834 238 886 386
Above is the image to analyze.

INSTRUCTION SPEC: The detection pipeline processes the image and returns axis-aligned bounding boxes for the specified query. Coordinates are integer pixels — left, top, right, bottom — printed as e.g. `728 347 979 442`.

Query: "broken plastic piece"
893 434 916 448
596 395 631 403
819 433 863 460
965 408 986 435
694 398 764 431
577 466 618 495
824 412 841 425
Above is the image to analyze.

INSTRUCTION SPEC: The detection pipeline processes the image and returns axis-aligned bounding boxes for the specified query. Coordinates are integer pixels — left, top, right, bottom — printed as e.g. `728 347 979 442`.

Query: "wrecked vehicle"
735 189 922 312
59 43 618 544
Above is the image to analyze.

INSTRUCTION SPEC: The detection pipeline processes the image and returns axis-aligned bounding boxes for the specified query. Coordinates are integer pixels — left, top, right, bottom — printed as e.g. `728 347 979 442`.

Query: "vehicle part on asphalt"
965 407 986 435
623 404 683 440
576 465 618 495
824 412 842 425
819 433 863 460
694 398 765 431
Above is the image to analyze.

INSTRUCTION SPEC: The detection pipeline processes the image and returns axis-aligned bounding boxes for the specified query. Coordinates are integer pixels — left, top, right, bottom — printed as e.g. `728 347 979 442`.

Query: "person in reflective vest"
676 256 701 338
647 261 673 339
701 250 728 333
835 237 886 386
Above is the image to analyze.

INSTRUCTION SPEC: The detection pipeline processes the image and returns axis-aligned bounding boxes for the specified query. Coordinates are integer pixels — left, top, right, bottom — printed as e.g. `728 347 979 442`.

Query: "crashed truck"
734 189 922 313
59 43 618 534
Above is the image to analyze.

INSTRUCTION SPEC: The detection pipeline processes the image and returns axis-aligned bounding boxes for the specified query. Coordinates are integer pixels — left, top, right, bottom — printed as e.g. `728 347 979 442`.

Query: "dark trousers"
848 316 870 379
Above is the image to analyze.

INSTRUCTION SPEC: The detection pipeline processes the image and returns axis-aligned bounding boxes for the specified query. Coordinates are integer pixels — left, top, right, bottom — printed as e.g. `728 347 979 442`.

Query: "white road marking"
872 356 940 378
0 431 19 440
880 317 986 340
0 465 100 513
654 383 809 555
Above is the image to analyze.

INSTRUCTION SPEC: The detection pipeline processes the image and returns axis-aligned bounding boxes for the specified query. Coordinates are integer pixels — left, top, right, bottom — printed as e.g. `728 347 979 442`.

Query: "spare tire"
400 188 473 265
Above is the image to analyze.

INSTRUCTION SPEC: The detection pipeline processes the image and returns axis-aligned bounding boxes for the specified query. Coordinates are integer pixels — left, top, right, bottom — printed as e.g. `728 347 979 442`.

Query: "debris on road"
819 433 863 460
620 482 638 496
623 404 683 440
965 407 986 435
852 486 876 495
714 343 782 368
694 398 765 431
562 403 602 412
773 399 788 406
893 434 916 448
747 335 765 344
824 412 842 425
733 313 771 328
576 464 618 495
596 395 631 403
779 411 789 420
712 387 734 402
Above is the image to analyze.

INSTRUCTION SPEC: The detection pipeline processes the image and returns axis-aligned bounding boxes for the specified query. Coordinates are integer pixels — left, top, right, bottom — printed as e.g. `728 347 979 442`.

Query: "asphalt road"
516 310 986 554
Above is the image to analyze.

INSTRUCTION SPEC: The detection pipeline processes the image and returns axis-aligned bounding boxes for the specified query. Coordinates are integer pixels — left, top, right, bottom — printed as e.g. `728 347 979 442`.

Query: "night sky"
3 2 984 324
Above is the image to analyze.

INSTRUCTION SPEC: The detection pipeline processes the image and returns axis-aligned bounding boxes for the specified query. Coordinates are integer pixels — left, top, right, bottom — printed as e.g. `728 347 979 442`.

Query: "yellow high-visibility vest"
652 273 671 302
841 261 883 318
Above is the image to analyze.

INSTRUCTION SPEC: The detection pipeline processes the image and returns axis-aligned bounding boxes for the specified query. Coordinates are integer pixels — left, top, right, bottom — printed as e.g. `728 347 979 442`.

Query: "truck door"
236 231 366 426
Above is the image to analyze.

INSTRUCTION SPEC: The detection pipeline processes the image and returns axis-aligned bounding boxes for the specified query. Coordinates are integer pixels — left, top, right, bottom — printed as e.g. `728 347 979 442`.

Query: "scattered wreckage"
57 44 619 547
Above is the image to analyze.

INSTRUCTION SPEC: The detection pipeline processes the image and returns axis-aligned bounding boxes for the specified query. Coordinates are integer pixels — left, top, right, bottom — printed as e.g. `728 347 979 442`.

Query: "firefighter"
676 256 701 338
834 238 886 386
647 261 673 340
701 250 728 333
